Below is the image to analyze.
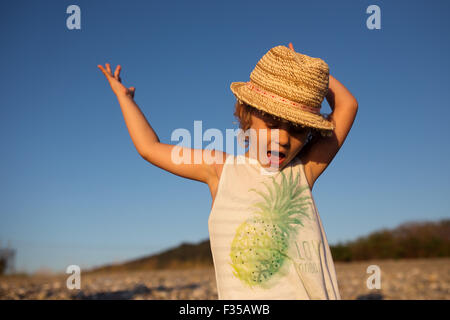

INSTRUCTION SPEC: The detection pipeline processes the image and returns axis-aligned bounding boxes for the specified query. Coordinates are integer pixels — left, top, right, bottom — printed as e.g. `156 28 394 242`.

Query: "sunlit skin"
98 42 358 209
244 111 311 171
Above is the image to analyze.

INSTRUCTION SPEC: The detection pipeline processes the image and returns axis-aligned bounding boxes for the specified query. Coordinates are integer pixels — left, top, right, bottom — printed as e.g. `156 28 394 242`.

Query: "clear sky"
1 0 449 273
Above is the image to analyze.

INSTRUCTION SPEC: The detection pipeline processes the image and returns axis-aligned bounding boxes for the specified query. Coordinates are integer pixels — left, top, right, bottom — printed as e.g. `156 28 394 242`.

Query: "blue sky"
1 0 449 273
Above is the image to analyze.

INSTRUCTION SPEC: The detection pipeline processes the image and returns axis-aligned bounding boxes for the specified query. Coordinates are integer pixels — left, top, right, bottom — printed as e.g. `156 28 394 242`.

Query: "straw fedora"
230 45 335 132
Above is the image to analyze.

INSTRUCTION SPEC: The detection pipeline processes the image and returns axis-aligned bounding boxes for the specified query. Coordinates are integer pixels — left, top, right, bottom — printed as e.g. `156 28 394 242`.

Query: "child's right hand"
98 63 136 99
97 62 226 205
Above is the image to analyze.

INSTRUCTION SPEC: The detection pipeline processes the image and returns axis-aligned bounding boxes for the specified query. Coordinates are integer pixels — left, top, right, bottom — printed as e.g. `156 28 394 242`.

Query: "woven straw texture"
230 45 335 131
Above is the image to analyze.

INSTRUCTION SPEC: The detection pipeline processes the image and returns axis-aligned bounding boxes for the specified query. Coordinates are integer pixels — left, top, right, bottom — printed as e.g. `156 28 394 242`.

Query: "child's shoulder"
211 150 230 180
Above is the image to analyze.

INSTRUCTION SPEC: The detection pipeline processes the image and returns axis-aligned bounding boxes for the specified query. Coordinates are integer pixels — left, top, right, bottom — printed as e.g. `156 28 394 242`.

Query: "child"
98 43 358 300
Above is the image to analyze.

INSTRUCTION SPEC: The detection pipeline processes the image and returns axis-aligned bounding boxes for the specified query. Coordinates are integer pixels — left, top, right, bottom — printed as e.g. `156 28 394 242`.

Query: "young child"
98 43 358 300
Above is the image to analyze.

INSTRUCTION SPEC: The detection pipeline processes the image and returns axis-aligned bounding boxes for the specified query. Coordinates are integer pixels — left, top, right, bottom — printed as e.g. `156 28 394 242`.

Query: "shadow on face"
247 111 311 168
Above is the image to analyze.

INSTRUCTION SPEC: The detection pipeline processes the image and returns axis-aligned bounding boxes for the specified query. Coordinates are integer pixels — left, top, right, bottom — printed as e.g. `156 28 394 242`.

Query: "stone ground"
0 258 449 300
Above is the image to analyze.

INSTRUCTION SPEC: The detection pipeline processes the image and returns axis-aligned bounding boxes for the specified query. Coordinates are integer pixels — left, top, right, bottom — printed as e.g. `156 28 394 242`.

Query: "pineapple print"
230 168 312 288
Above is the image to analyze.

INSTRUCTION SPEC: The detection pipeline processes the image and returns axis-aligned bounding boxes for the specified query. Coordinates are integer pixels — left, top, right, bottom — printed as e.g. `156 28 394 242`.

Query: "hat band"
246 82 320 115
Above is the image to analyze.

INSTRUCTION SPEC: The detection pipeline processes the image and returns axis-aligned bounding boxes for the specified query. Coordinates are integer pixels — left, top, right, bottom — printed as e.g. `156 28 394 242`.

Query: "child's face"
247 112 311 170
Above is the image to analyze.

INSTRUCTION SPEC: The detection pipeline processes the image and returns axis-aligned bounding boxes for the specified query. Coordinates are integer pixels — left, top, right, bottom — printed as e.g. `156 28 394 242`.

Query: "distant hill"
89 219 450 273
89 240 213 273
331 219 450 262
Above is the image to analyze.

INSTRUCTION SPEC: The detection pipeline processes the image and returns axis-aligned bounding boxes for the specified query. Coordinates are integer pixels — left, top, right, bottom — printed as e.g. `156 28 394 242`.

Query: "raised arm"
97 63 224 184
301 74 358 189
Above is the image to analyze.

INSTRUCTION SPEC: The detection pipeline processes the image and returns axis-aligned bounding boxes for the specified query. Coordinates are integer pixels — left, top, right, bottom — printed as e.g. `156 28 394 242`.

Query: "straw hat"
230 45 335 132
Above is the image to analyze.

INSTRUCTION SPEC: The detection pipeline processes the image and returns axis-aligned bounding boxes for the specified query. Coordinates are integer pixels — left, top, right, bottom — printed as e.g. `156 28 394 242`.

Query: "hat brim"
230 82 335 131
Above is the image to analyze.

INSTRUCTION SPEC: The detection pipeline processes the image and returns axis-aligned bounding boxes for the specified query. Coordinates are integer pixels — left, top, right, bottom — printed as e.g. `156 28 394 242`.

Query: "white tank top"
208 153 341 300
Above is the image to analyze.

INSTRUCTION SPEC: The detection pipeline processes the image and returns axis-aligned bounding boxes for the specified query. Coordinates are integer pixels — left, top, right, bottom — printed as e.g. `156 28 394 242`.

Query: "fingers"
106 63 112 74
129 87 135 98
97 64 110 78
114 65 121 80
98 63 122 82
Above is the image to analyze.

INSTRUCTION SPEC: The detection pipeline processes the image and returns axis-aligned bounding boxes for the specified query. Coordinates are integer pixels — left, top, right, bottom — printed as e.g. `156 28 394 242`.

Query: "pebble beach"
1 258 449 300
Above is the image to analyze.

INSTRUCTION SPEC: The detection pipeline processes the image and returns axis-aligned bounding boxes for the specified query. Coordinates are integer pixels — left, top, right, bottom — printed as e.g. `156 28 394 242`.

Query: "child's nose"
271 128 290 147
279 129 290 145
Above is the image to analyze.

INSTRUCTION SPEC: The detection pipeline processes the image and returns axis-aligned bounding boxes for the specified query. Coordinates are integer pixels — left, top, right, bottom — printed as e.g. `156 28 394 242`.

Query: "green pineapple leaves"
230 167 313 288
248 168 312 229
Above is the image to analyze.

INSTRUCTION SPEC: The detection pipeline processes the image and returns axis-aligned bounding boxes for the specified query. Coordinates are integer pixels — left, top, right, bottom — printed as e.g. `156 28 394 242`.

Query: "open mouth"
267 150 287 166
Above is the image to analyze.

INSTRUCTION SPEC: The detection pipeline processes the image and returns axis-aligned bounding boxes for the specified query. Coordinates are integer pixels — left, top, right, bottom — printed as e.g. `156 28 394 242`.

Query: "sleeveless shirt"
208 153 341 300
